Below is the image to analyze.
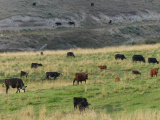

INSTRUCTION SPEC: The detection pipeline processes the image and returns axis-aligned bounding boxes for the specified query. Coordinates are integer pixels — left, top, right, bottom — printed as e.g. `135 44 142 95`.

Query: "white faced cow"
5 78 27 94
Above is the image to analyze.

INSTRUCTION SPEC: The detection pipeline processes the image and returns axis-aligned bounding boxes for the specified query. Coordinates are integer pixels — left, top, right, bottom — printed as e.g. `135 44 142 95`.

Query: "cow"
132 70 141 75
41 51 43 55
150 68 159 77
91 3 94 6
115 54 126 60
20 71 28 78
5 78 27 94
68 21 75 26
32 2 36 6
109 20 112 24
78 101 90 112
31 63 42 68
46 72 62 80
114 77 120 82
67 52 75 58
73 97 89 110
148 58 159 64
73 72 88 86
132 55 145 63
55 22 62 26
98 65 107 70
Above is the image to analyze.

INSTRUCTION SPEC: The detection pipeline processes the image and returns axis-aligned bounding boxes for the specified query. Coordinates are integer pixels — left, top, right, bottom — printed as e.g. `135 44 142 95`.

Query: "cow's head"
22 86 27 92
157 61 159 64
60 73 63 76
86 74 88 79
38 63 43 66
155 68 159 72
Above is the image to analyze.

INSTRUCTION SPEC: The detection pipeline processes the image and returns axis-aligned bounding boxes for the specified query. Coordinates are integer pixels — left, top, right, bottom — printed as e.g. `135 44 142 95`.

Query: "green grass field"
1 44 160 119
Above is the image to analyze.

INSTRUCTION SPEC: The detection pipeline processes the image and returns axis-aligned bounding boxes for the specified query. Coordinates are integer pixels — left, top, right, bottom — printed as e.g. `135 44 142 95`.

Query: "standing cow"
73 72 88 85
67 52 75 58
98 65 107 70
5 78 27 94
73 97 89 110
148 58 159 64
115 54 126 60
150 68 159 77
31 63 43 68
132 55 145 63
20 71 28 78
46 72 62 80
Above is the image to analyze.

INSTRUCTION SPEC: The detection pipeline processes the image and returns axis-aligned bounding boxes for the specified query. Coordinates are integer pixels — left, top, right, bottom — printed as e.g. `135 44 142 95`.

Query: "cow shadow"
102 103 123 113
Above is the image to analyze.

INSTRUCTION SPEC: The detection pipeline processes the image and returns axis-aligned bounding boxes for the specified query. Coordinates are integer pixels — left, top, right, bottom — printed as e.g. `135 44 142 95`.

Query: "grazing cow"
91 3 94 6
73 97 88 109
32 2 36 6
68 21 75 26
148 58 159 64
67 52 75 58
150 68 159 77
55 22 62 26
73 72 88 85
31 63 42 68
78 101 90 112
114 77 120 82
46 72 62 80
41 51 43 55
132 70 141 75
109 20 112 24
115 54 126 60
20 71 28 78
132 55 145 63
98 65 107 70
5 78 27 94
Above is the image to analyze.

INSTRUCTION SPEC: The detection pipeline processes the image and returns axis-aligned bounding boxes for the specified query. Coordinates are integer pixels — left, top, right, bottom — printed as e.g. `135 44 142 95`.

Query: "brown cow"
98 65 107 70
150 68 159 77
5 78 27 94
132 70 141 75
73 72 88 86
114 77 120 82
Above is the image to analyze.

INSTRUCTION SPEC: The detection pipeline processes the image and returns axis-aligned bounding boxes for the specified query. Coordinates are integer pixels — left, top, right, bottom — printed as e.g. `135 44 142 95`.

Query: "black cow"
5 78 27 94
109 20 112 24
55 22 62 26
31 63 42 68
67 52 75 58
91 3 94 6
73 97 88 109
132 55 145 63
148 58 159 64
32 2 36 6
41 51 43 55
115 54 126 60
20 71 28 78
68 21 75 26
46 72 62 80
78 101 90 112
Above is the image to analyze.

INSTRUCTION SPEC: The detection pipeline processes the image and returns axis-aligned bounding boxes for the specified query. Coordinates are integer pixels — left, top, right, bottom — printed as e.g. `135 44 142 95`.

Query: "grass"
1 44 160 119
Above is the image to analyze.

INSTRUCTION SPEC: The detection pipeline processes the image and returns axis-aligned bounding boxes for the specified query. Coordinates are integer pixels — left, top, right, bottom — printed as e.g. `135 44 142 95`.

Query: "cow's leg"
77 81 79 85
16 88 20 93
80 81 82 84
54 76 56 80
73 80 75 86
6 87 9 94
85 80 86 84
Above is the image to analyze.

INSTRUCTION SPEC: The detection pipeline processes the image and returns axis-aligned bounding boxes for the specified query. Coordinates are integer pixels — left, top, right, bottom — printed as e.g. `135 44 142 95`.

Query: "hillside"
1 0 160 51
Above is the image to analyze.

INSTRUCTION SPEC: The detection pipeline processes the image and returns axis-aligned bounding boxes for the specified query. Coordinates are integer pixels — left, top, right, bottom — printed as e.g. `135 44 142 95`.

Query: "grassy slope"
0 44 160 119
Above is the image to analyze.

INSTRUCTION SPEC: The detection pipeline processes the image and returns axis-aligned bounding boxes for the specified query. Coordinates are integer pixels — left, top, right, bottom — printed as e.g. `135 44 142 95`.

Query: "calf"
68 21 75 26
132 70 141 75
114 77 120 82
148 58 159 64
20 71 28 78
98 65 107 70
46 72 62 80
73 97 88 110
150 68 159 77
67 52 75 58
31 63 42 68
40 51 43 55
115 54 126 60
73 72 88 85
5 78 27 94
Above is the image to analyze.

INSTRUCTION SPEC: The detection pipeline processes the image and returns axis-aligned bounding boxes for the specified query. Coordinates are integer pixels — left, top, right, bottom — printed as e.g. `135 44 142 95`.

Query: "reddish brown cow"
73 72 88 86
132 70 141 75
98 65 107 70
150 68 159 77
114 77 120 82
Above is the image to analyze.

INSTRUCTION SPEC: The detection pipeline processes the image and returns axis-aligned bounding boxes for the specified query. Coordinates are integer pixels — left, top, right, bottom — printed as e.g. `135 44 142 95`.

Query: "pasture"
0 44 160 119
